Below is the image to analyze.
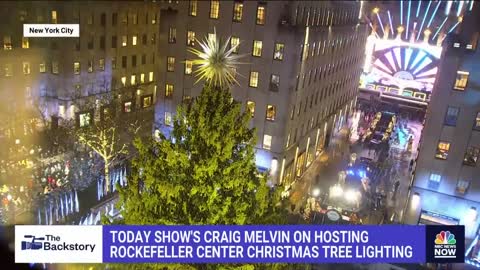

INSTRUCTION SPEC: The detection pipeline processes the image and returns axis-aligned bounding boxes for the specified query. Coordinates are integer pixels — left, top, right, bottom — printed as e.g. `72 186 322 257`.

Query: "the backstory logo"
16 225 103 263
21 234 96 252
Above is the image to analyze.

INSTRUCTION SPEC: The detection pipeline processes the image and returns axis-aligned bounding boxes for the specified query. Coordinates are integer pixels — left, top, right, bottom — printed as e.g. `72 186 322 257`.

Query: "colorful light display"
359 1 475 104
360 36 442 100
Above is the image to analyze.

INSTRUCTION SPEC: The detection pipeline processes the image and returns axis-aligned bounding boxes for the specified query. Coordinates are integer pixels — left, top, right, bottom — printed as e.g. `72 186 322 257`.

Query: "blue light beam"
448 20 461 34
445 1 453 15
406 0 412 39
417 1 432 41
400 0 404 25
416 1 422 17
427 1 442 28
388 10 394 35
470 0 475 11
432 16 449 40
457 1 464 16
376 12 386 36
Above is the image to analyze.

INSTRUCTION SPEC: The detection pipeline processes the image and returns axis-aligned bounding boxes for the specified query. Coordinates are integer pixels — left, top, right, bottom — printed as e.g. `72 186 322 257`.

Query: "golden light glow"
458 16 463 22
397 25 405 33
188 29 244 88
373 7 380 14
424 29 431 36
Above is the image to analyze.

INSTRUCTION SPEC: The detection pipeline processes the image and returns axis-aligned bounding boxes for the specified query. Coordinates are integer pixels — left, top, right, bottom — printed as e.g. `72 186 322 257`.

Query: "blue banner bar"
103 225 427 263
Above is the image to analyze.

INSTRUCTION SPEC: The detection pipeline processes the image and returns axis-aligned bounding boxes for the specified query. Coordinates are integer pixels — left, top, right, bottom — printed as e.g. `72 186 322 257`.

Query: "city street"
289 103 424 225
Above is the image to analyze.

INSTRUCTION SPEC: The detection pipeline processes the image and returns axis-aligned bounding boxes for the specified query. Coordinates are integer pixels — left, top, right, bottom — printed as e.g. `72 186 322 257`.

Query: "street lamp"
312 188 321 198
330 185 343 197
345 190 361 202
411 192 420 209
467 207 478 223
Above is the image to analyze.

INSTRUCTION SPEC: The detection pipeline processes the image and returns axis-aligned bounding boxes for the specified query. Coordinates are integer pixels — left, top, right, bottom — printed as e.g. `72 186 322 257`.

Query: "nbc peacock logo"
434 231 457 259
435 231 456 245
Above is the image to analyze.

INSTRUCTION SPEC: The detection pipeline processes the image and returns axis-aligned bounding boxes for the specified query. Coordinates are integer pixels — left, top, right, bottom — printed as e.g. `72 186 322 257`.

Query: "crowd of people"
0 140 101 224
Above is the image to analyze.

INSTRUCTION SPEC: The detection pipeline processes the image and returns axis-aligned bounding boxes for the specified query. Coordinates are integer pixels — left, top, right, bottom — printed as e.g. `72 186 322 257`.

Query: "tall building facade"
155 0 367 187
404 3 480 241
0 1 160 142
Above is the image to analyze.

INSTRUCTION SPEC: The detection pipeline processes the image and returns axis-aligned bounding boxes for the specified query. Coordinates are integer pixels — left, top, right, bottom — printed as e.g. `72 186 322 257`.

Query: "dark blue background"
102 225 426 263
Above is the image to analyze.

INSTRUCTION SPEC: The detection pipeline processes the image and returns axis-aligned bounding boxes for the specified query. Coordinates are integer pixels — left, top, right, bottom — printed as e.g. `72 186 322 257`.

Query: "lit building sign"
360 35 442 102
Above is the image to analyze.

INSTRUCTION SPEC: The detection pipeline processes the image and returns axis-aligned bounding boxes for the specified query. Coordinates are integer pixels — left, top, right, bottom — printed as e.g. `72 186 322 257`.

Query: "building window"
230 37 240 53
252 40 263 57
263 134 272 150
87 36 94 50
187 31 195 46
88 60 93 73
112 57 116 70
112 36 117 48
122 36 127 47
131 35 137 46
183 95 192 104
444 106 459 126
168 27 176 43
123 101 133 113
274 43 285 60
99 59 105 71
87 13 94 25
435 141 450 160
22 37 29 49
79 112 91 128
189 0 198 16
40 62 46 73
167 57 175 72
142 34 147 45
151 34 156 45
454 71 469 91
165 84 174 98
208 33 216 42
4 64 12 77
185 60 193 75
22 62 30 75
131 74 136 85
140 73 145 83
246 101 255 117
210 0 220 19
142 54 146 65
142 95 153 108
256 5 266 25
132 13 138 25
149 71 154 82
270 74 280 92
51 10 57 24
464 146 480 166
121 13 128 25
52 61 59 74
122 56 127 68
428 173 441 188
3 36 12 50
121 76 127 86
456 180 470 195
112 13 118 25
74 62 80 74
266 105 276 121
233 2 243 22
165 112 173 126
249 71 259 88
100 35 105 49
151 13 157 24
